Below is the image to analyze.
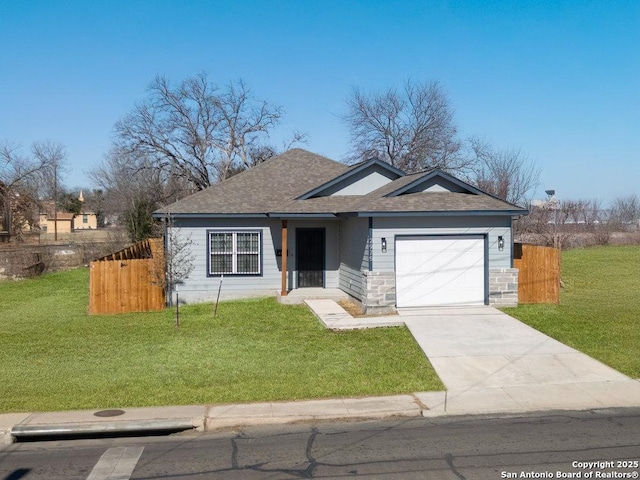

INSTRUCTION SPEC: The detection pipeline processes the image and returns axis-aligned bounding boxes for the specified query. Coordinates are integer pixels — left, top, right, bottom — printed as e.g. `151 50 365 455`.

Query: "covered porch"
276 218 344 298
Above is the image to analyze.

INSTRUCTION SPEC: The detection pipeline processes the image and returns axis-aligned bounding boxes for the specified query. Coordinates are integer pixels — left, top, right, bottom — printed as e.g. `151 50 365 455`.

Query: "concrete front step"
278 288 350 305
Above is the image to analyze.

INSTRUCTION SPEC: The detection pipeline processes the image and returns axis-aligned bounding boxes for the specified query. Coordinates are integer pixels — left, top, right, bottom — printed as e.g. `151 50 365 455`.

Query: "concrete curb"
11 419 196 439
1 413 31 445
2 405 206 444
205 395 423 430
1 395 428 443
4 389 640 444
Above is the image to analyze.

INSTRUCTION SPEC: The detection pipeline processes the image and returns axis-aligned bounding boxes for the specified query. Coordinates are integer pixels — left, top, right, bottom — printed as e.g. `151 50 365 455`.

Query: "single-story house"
73 211 98 230
39 211 98 232
39 212 75 234
155 149 528 313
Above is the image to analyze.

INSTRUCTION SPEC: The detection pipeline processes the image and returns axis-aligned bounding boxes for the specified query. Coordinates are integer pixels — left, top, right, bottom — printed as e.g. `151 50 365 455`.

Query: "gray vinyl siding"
169 214 513 304
319 164 397 196
168 218 341 304
338 217 369 300
328 170 393 196
371 216 512 271
169 217 283 304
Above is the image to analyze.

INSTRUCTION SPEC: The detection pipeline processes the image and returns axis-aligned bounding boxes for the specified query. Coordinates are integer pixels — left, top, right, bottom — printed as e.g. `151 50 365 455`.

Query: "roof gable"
296 158 404 199
385 169 484 197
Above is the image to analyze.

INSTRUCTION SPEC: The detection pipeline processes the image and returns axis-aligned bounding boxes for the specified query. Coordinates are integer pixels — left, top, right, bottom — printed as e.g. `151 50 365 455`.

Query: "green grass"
504 245 640 378
0 268 443 413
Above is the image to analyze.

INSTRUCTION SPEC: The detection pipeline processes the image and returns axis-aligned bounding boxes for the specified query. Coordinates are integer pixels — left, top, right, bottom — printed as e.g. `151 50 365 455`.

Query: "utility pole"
53 162 58 241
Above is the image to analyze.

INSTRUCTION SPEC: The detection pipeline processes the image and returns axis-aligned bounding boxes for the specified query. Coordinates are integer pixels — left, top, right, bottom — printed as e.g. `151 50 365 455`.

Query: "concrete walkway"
306 300 640 415
303 298 403 329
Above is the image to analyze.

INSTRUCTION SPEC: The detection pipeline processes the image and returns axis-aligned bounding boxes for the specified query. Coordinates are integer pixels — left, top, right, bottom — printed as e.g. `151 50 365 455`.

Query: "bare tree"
31 141 67 198
517 196 618 247
222 130 307 179
89 147 192 240
1 141 66 240
32 141 67 240
468 137 540 206
569 199 602 228
165 214 194 327
610 194 640 228
113 73 288 190
1 141 63 195
344 79 465 174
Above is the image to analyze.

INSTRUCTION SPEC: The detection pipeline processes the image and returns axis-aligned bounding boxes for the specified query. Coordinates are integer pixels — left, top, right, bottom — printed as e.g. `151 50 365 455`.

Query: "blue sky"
1 0 638 204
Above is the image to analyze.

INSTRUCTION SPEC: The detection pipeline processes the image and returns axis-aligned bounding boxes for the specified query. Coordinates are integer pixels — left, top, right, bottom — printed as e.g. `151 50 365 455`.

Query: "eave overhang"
154 209 528 220
152 212 269 219
348 209 529 217
266 213 339 218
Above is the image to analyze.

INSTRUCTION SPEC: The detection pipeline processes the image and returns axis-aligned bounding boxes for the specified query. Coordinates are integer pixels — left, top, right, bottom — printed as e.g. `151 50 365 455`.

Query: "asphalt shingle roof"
159 148 527 216
161 149 348 215
357 192 520 213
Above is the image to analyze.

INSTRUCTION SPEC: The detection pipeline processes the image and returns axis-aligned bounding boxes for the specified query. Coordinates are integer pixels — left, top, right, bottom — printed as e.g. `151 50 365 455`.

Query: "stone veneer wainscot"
361 268 519 312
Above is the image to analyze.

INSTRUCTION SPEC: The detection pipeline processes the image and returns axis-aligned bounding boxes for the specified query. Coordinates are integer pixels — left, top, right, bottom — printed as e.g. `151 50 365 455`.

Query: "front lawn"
0 268 442 413
504 245 640 378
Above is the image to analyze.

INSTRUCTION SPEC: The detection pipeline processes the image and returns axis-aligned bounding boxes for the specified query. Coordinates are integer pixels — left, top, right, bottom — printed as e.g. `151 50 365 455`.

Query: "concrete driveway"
399 306 640 415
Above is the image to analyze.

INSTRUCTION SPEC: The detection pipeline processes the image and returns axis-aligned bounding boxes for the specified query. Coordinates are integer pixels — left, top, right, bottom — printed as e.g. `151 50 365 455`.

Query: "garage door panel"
396 236 485 307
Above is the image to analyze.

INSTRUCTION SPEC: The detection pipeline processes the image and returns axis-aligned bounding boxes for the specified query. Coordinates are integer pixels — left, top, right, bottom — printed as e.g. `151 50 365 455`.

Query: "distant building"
72 211 98 230
38 211 98 232
38 191 99 233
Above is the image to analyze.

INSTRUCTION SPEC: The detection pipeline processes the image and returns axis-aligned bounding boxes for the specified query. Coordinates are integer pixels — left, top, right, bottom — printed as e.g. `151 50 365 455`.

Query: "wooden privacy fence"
514 243 560 304
89 238 165 314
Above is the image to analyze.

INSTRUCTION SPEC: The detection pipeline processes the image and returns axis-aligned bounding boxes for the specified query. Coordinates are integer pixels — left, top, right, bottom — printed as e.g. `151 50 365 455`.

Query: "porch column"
281 220 288 296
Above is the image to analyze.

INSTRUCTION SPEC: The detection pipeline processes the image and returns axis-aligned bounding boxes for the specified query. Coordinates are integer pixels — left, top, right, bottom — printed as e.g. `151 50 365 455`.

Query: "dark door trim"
296 228 325 288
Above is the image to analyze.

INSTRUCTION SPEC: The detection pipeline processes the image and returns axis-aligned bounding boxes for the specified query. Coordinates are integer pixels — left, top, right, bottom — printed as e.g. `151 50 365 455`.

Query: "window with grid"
208 231 261 275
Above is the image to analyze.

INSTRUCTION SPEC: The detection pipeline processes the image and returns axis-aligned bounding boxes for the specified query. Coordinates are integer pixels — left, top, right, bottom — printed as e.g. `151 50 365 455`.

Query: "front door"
296 228 325 288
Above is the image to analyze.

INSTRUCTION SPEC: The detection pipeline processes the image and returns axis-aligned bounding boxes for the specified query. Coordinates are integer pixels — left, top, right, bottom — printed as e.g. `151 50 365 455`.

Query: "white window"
208 231 261 276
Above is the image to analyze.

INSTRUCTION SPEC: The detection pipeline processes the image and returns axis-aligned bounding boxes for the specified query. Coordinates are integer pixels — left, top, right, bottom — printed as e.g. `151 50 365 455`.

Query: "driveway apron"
400 306 640 414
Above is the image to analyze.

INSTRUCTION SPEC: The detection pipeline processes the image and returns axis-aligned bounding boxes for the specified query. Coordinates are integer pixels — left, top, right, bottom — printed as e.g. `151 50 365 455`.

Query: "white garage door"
396 235 485 307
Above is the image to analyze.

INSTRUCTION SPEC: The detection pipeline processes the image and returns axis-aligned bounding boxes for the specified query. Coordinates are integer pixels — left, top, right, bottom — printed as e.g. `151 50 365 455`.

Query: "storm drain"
94 409 126 417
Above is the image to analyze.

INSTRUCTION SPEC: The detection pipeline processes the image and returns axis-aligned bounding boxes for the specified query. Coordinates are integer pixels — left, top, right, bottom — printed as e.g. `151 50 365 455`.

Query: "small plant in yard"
154 211 195 327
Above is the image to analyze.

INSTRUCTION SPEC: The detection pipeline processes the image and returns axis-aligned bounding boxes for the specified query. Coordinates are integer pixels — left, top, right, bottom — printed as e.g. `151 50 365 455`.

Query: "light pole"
545 189 558 248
